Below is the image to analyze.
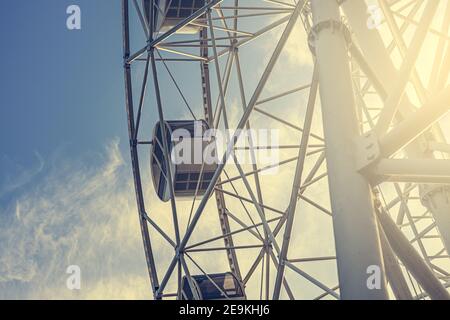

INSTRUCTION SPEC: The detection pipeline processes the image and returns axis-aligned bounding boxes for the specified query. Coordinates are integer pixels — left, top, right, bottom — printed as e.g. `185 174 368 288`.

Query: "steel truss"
122 0 450 300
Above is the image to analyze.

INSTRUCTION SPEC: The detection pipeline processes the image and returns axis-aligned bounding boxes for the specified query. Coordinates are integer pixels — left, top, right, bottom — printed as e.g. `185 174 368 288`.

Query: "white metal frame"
122 0 450 300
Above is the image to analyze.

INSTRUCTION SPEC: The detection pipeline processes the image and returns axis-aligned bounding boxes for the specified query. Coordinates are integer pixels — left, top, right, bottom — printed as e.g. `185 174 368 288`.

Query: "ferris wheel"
121 0 450 300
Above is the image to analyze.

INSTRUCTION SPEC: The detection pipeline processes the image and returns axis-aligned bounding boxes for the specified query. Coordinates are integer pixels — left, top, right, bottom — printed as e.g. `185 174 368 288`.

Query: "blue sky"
0 1 154 298
0 1 126 206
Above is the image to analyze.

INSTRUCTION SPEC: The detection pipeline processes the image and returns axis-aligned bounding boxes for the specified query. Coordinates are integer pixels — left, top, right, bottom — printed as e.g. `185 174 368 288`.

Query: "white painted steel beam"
372 159 450 184
311 0 388 300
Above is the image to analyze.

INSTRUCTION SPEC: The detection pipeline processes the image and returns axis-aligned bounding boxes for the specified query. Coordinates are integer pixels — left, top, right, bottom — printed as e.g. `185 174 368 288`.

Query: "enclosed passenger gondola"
150 120 218 202
143 0 206 34
181 272 246 300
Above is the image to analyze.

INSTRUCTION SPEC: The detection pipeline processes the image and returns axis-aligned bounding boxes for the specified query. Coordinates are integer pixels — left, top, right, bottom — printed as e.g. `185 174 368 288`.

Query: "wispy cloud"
0 139 152 299
0 152 44 199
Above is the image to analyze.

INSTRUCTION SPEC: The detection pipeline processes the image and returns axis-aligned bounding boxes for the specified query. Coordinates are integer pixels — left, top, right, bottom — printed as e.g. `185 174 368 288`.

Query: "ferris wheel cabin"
150 120 218 202
181 272 246 300
143 0 206 34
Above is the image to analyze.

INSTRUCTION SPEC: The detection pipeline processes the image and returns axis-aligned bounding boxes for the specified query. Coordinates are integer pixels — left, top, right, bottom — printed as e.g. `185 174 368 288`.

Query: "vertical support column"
311 0 388 299
341 0 450 256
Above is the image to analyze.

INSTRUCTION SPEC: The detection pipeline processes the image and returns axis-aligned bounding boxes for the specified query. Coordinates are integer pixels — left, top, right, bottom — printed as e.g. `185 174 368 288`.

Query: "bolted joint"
308 19 353 56
146 39 154 52
356 130 381 173
372 188 383 209
265 241 273 251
